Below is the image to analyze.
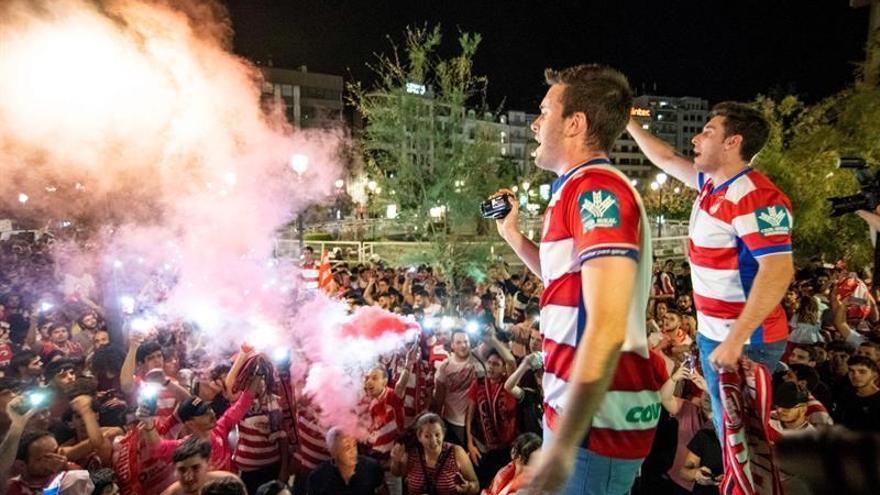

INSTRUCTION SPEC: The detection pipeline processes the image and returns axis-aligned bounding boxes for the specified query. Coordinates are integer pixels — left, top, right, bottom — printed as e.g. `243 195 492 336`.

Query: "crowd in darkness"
1 234 879 495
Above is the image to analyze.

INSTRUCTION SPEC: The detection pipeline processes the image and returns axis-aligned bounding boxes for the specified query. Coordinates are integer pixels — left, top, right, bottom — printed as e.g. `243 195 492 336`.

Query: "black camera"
480 195 513 219
828 157 879 217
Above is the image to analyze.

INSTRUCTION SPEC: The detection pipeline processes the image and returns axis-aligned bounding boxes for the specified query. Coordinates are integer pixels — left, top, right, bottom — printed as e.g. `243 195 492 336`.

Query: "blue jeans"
544 428 643 495
696 333 786 436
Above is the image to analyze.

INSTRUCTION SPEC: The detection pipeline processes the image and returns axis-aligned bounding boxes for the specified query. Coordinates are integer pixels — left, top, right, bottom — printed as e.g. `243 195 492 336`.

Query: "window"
301 86 343 101
282 84 293 97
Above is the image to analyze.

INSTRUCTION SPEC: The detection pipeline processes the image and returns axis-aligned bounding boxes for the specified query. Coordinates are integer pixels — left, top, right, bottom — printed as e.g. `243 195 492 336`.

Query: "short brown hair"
708 102 770 162
544 64 633 153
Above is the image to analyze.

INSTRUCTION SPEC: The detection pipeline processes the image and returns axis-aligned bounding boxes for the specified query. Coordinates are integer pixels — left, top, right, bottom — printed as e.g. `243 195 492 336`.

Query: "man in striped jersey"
290 392 330 495
628 102 795 436
299 246 319 291
233 380 288 493
497 65 665 495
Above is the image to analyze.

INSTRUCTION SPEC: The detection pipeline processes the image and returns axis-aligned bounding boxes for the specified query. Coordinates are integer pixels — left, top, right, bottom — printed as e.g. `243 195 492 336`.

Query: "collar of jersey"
709 166 752 194
551 158 612 195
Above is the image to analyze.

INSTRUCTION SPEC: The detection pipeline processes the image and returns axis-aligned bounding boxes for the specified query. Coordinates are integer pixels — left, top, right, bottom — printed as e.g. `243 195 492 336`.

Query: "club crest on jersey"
755 205 791 236
579 189 619 232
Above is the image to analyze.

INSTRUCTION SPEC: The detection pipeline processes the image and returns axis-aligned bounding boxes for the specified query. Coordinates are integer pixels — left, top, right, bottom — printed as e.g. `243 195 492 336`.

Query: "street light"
653 172 667 238
290 154 309 175
656 172 668 186
522 181 531 192
334 179 345 189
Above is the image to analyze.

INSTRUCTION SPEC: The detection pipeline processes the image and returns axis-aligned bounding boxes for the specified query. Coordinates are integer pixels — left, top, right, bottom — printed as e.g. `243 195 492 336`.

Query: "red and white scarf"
719 360 783 495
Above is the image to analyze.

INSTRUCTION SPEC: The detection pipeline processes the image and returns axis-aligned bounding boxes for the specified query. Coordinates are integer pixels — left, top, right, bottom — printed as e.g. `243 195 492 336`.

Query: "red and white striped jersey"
133 377 179 429
301 262 319 290
234 395 287 472
689 168 793 344
362 387 404 465
292 398 330 475
539 159 665 460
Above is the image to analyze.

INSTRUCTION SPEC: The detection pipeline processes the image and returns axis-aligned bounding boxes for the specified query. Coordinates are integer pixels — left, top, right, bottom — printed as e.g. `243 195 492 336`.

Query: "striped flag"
317 248 332 292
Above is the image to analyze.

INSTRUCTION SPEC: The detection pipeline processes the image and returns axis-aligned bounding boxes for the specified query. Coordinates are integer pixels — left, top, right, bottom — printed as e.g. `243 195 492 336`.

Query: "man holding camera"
493 65 666 495
627 102 795 436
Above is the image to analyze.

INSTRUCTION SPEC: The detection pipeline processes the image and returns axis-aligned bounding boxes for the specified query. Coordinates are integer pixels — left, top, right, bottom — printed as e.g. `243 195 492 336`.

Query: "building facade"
259 65 344 129
611 95 709 183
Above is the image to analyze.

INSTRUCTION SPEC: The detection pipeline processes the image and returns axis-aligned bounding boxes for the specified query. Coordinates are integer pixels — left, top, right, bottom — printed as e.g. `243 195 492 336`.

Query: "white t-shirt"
435 353 483 426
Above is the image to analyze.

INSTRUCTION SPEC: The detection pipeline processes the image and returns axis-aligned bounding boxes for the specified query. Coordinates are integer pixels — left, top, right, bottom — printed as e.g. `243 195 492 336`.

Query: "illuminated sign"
405 82 426 95
630 107 651 117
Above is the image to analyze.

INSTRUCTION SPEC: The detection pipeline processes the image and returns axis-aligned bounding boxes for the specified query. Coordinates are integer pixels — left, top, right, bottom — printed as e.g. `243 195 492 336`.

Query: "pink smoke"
342 305 421 339
0 0 344 338
0 0 420 437
296 295 420 438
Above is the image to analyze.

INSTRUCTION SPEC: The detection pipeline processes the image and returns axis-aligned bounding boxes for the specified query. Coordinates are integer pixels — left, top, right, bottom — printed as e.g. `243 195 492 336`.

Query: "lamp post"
651 172 668 238
290 154 310 250
366 179 378 239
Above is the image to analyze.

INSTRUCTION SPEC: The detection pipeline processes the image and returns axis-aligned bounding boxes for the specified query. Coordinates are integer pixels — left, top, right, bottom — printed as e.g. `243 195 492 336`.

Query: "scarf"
719 360 783 495
113 428 141 495
473 378 511 450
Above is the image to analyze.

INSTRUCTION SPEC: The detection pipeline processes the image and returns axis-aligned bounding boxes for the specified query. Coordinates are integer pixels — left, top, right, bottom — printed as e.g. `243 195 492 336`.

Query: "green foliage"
348 25 519 289
641 179 697 220
754 87 880 267
304 232 334 241
398 238 493 288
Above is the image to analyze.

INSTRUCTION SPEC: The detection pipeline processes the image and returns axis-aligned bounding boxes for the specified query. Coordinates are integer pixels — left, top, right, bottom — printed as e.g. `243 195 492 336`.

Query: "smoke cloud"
0 0 421 435
0 0 343 327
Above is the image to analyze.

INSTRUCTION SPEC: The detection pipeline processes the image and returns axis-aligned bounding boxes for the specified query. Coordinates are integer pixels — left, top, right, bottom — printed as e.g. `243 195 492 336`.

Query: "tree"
348 25 519 290
641 178 696 221
754 87 880 267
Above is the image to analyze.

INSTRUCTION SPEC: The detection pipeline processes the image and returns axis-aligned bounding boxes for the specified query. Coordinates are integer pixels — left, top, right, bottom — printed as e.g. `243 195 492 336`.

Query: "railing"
275 236 690 265
292 217 689 240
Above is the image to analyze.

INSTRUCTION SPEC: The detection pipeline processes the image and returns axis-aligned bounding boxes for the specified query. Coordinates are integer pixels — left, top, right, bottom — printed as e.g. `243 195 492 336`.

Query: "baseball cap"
774 382 808 409
177 396 212 422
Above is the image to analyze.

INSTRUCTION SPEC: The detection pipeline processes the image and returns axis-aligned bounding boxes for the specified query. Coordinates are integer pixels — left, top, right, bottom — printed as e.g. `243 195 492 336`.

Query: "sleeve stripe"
579 247 640 263
751 244 792 257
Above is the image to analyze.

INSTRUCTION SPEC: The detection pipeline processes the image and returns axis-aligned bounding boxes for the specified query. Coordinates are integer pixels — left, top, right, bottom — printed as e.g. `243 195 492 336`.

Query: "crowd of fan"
2 236 880 495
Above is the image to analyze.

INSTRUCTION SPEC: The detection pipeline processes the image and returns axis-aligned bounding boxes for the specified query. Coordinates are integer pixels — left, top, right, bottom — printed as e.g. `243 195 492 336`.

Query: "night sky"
225 0 870 111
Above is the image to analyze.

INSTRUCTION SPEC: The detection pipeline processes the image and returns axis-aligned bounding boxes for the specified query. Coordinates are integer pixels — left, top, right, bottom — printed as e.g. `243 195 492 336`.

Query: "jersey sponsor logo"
578 189 619 232
755 205 791 236
624 402 662 424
